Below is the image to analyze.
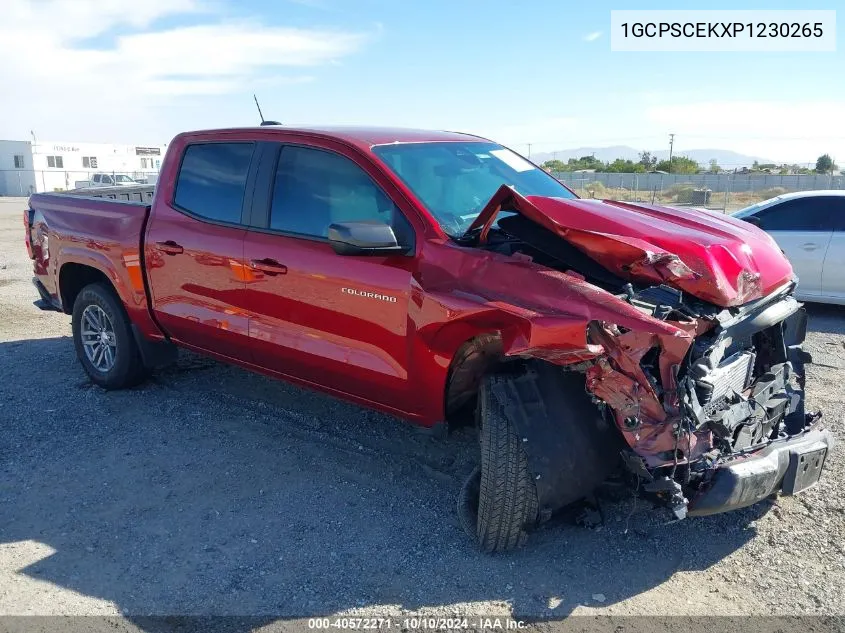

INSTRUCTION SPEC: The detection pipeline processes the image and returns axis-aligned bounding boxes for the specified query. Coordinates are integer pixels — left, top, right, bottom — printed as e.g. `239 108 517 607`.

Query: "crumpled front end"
583 282 828 518
444 185 828 519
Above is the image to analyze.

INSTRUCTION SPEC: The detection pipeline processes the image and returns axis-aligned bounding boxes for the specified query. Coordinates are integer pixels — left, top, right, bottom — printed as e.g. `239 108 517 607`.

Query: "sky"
1 0 843 166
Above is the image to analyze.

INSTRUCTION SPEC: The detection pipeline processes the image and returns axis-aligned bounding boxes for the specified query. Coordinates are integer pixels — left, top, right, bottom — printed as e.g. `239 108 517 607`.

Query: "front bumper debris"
687 425 833 516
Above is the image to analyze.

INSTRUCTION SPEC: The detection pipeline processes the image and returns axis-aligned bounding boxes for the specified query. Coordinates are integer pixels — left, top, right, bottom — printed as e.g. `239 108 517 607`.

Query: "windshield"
115 175 134 183
372 141 576 236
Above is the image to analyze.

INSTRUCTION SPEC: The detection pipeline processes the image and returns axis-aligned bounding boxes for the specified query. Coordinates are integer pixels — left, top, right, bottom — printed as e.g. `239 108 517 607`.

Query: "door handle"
801 243 820 251
249 258 288 275
156 240 183 255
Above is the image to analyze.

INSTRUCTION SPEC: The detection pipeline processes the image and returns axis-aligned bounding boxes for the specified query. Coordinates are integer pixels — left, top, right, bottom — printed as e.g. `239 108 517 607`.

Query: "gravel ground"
1 197 844 628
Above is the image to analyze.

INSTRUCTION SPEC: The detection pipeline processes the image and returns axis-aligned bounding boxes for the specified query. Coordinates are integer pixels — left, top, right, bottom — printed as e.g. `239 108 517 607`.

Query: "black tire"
475 374 539 552
72 283 148 389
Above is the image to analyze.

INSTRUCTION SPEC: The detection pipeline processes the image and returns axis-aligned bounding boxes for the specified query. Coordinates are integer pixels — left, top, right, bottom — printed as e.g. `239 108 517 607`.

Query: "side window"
269 146 406 241
174 143 254 224
755 198 834 232
832 197 845 231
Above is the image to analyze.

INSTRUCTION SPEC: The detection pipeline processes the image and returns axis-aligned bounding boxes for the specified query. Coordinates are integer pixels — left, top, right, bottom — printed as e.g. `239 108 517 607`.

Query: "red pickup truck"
25 125 831 551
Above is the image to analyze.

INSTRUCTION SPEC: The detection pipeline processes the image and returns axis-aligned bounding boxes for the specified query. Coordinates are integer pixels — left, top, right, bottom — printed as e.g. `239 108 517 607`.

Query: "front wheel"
72 283 148 389
473 374 540 552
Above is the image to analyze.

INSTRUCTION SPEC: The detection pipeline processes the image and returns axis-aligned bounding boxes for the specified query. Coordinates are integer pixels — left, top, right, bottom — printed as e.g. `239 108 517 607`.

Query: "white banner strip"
611 10 836 52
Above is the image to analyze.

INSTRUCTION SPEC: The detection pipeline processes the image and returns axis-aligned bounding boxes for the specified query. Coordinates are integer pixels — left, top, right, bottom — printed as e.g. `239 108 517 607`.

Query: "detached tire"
475 374 539 552
72 283 148 389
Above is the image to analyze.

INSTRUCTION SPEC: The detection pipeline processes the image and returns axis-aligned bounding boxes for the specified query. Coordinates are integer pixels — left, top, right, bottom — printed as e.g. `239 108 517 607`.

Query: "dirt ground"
1 197 844 629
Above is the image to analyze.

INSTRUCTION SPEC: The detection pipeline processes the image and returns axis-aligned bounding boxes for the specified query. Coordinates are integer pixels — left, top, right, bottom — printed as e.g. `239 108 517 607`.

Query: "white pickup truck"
74 173 139 189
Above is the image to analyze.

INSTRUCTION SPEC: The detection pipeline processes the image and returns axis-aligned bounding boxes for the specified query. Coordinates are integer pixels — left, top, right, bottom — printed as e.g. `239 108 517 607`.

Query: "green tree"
655 155 699 174
541 159 567 172
638 151 657 170
603 158 645 173
576 155 604 170
559 155 605 171
815 154 837 174
708 159 720 174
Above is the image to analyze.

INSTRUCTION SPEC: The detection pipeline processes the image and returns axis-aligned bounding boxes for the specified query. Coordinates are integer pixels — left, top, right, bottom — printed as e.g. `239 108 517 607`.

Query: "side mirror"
743 215 762 227
327 221 409 256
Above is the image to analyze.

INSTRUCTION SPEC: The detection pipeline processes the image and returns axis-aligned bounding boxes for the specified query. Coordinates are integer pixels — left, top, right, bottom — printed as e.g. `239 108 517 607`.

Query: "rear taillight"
23 208 34 259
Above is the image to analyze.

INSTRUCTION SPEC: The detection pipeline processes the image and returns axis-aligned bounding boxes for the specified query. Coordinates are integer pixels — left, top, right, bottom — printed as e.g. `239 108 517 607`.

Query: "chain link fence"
554 171 844 212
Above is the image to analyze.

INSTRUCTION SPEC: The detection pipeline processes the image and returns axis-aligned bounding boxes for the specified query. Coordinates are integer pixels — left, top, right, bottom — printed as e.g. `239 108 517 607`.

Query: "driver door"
242 143 419 412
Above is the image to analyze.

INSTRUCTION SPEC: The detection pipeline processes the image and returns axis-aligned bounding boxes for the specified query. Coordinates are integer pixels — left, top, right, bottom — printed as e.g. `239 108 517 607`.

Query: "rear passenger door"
242 142 419 412
145 141 257 360
754 197 834 298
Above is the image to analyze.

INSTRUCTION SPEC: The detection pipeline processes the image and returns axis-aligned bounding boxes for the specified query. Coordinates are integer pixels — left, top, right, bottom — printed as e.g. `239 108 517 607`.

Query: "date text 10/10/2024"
308 617 527 630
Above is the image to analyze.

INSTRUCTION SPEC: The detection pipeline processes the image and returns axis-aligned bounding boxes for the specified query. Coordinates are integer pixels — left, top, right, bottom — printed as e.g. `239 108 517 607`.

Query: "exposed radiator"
702 350 756 411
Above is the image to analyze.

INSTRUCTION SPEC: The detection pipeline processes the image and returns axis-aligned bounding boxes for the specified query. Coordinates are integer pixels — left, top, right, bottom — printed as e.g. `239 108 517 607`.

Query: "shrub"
584 181 607 198
758 187 788 200
665 183 696 203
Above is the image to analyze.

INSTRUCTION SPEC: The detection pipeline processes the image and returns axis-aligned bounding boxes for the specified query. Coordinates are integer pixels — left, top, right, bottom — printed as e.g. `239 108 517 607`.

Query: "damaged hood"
468 187 794 307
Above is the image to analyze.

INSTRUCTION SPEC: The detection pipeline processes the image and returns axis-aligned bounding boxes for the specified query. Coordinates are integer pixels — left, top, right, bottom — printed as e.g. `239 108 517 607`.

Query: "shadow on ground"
806 302 845 336
0 336 776 632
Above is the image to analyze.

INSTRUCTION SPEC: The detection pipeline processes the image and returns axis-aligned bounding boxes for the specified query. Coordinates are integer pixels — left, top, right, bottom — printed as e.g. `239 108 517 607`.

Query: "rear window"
174 143 254 224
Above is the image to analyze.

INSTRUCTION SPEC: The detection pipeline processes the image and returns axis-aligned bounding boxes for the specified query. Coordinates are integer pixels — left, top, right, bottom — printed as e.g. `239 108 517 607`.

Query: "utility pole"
527 143 532 158
668 133 675 173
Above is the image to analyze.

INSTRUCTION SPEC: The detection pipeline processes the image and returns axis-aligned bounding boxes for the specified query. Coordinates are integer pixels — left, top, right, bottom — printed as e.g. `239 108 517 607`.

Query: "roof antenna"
253 94 265 123
253 94 281 126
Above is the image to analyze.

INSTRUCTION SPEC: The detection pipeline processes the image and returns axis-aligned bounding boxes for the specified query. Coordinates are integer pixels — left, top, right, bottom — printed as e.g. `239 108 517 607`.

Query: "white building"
0 139 168 196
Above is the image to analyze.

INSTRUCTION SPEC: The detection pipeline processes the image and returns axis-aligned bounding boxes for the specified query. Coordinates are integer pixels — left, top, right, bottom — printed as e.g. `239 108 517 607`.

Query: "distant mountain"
529 146 642 164
529 146 774 169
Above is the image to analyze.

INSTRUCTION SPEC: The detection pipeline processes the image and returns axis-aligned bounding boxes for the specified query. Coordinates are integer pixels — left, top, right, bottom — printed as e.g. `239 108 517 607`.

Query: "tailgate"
23 205 35 259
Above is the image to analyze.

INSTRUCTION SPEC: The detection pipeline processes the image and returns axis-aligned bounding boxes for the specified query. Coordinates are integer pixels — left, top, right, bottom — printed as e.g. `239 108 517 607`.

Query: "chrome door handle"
249 258 288 275
156 240 183 255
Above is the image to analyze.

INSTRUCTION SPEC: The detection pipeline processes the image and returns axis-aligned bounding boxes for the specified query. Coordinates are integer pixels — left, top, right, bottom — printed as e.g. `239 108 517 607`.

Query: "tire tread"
476 374 539 552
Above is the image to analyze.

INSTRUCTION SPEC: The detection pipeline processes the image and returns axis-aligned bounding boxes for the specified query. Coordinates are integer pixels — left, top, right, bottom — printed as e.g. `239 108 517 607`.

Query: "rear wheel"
473 374 540 552
72 283 148 389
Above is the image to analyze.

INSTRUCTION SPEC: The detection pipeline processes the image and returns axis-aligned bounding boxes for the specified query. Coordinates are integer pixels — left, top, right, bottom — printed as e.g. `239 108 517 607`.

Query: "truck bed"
26 192 157 335
67 184 155 203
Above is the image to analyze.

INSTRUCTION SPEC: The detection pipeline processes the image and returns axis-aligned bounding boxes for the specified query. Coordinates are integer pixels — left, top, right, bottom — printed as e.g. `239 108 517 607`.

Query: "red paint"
144 200 251 362
26 126 797 466
25 194 161 339
470 186 793 307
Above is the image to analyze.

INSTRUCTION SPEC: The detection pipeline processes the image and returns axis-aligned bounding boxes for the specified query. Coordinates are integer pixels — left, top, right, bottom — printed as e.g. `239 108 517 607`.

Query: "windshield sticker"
490 149 535 173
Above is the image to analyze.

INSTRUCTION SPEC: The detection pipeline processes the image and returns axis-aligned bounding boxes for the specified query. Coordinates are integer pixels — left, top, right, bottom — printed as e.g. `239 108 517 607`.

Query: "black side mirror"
743 215 762 227
327 221 409 256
